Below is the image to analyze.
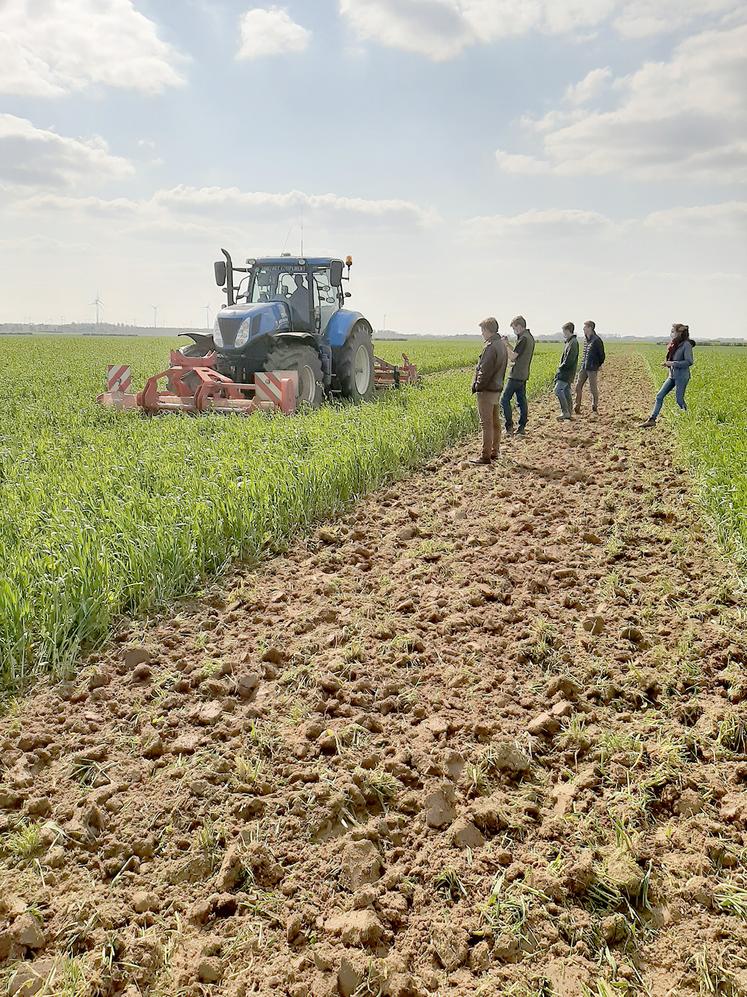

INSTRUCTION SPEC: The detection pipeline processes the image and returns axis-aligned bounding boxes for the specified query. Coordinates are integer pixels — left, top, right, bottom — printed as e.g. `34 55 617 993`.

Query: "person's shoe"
592 406 599 413
640 418 656 428
573 405 581 415
471 456 492 465
556 415 571 421
490 450 499 460
505 426 514 436
516 428 526 437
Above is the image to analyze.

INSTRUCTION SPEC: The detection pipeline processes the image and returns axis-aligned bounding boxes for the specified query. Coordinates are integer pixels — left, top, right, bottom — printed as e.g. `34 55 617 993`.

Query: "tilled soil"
2 353 746 997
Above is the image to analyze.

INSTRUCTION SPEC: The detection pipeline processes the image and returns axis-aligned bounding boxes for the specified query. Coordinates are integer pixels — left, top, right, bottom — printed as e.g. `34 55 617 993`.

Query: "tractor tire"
264 341 324 409
334 322 375 402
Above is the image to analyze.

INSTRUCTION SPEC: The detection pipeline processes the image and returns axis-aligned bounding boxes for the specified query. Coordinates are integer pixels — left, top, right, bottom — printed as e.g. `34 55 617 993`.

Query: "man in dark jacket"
472 317 508 464
501 315 535 436
574 320 605 414
554 322 579 420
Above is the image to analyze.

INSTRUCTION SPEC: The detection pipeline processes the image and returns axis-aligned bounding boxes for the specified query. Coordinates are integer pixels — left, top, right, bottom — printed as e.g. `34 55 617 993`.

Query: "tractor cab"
231 257 345 337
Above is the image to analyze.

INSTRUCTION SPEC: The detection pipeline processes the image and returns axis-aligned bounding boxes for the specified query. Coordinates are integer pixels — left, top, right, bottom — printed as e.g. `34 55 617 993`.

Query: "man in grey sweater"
554 322 579 420
471 317 508 464
501 315 535 436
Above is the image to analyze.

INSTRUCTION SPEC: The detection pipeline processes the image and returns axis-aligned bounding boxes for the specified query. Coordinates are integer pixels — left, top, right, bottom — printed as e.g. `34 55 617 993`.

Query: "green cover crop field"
639 344 747 568
0 336 558 687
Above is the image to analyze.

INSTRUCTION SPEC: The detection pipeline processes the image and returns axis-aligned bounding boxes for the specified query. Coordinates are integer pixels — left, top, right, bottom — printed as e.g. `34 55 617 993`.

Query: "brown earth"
1 353 746 997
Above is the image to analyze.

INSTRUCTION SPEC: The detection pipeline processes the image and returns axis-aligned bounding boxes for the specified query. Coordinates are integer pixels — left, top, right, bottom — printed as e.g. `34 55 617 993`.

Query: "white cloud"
494 150 551 175
564 67 612 105
613 0 738 38
338 0 742 59
338 0 474 61
237 7 310 60
0 0 186 97
11 184 437 230
465 200 747 243
496 22 747 182
0 115 134 188
464 207 615 241
644 200 747 232
152 185 437 226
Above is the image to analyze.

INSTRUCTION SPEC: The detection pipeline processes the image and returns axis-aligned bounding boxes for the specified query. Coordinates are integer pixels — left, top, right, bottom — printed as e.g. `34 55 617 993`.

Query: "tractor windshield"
246 265 311 327
247 265 307 305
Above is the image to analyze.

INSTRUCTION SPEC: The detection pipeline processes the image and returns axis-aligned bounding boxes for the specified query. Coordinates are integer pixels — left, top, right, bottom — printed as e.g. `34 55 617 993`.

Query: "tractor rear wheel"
334 322 375 402
264 341 324 409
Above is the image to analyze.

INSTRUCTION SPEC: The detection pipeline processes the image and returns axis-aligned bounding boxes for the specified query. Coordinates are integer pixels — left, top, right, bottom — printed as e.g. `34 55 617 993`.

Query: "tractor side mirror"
214 261 227 287
329 260 344 286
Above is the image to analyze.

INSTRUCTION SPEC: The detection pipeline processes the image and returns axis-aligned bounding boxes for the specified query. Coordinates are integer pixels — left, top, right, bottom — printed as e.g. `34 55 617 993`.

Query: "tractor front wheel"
264 342 324 409
334 322 375 402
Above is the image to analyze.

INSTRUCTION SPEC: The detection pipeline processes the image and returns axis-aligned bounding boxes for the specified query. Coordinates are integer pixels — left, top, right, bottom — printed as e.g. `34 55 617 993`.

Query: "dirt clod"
12 913 45 950
340 838 382 891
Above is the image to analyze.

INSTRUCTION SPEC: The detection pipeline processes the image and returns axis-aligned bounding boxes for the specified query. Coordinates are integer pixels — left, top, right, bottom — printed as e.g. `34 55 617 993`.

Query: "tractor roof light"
346 255 353 268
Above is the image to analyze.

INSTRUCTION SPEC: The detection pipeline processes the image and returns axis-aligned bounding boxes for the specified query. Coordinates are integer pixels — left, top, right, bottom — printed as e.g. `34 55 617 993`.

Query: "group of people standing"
471 317 695 462
470 316 606 464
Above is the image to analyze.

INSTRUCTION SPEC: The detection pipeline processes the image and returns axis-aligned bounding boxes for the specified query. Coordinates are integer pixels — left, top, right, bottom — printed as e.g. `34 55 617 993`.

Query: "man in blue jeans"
554 322 579 420
501 315 535 436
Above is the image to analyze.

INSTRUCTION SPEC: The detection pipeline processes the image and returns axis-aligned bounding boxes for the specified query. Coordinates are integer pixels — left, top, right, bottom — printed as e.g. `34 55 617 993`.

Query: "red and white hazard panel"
255 371 298 413
107 365 132 393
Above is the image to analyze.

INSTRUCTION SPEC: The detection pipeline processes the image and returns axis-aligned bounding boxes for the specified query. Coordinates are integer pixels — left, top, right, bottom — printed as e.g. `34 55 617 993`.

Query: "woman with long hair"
641 324 694 428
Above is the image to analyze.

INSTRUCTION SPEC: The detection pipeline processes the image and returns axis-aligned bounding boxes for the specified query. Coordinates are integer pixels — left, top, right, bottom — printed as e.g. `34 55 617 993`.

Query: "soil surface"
2 353 746 997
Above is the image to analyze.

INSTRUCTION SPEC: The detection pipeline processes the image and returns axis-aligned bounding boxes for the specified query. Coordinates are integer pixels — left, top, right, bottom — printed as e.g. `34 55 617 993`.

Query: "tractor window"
312 269 337 306
249 267 309 306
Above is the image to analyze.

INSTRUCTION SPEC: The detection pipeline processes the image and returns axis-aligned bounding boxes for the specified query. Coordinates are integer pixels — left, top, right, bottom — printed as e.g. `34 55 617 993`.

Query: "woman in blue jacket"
641 324 694 427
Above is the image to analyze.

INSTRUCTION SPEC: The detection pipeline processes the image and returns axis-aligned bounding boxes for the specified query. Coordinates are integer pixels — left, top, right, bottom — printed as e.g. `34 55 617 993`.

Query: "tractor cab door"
313 268 339 338
277 272 312 332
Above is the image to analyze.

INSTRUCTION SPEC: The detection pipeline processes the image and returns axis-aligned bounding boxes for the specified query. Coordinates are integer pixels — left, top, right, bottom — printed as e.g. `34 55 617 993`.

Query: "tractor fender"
324 310 369 348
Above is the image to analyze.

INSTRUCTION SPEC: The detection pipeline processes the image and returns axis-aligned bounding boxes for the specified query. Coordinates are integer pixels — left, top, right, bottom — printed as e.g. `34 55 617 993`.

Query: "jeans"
651 374 689 421
575 369 599 410
501 377 528 431
476 390 501 459
554 380 573 418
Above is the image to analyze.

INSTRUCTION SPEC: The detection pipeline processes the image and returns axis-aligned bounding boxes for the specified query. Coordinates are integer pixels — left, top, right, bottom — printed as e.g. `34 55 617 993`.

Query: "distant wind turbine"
152 304 159 328
91 292 104 326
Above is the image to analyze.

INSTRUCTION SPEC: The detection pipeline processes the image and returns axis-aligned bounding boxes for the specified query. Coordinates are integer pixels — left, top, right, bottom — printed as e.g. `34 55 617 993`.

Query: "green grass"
0 335 558 689
638 344 747 569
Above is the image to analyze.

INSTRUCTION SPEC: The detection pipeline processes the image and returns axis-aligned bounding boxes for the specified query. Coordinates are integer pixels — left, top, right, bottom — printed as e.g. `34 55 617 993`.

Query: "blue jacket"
669 340 694 378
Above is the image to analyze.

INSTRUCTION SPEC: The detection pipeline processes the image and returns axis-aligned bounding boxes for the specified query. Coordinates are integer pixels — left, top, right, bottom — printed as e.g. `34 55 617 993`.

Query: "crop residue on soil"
1 353 746 996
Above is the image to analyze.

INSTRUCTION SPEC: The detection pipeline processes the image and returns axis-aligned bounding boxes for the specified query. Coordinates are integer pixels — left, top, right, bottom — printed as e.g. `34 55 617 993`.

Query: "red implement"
373 353 419 389
97 360 297 416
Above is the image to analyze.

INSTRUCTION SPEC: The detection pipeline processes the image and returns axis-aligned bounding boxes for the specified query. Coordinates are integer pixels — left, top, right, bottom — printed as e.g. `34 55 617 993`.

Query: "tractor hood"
213 302 291 353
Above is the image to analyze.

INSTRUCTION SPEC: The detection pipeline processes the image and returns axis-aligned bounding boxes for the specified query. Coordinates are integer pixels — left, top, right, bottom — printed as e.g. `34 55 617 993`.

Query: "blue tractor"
201 249 376 408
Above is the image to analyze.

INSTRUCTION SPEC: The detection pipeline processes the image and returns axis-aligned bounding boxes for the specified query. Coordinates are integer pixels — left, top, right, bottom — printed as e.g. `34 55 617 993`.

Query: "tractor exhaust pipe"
214 248 235 306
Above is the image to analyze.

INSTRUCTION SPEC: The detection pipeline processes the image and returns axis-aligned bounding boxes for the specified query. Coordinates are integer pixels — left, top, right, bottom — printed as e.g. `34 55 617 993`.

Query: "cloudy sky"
0 0 745 336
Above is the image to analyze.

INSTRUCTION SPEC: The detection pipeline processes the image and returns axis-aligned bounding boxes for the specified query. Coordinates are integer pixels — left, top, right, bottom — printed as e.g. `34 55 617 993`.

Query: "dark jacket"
472 336 508 393
555 335 579 383
581 333 605 371
508 329 535 382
